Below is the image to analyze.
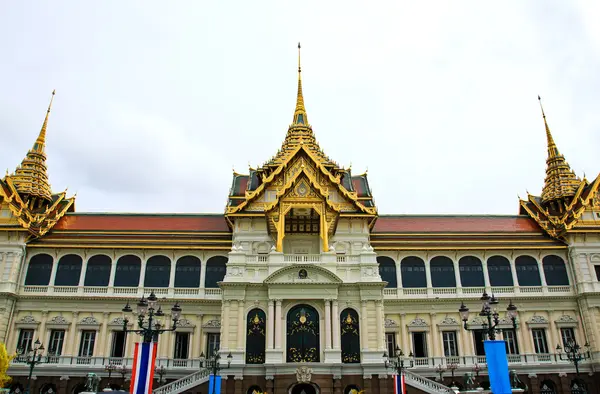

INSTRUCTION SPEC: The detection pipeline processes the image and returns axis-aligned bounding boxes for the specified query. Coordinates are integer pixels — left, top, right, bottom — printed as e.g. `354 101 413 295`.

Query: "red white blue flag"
394 373 406 394
130 342 158 394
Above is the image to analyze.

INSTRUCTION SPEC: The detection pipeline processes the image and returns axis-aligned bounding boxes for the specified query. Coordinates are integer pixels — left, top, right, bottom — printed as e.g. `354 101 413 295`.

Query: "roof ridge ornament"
292 42 308 126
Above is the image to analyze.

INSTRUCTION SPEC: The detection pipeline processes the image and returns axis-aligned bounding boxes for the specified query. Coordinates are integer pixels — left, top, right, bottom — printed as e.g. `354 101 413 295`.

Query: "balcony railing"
383 285 574 299
20 286 223 300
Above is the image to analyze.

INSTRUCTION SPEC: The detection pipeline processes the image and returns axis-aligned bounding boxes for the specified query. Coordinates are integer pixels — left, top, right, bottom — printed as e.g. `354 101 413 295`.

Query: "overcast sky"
1 1 599 215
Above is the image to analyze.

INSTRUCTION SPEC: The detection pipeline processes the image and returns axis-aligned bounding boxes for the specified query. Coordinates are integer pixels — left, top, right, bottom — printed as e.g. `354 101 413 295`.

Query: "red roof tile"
373 216 541 233
54 214 230 232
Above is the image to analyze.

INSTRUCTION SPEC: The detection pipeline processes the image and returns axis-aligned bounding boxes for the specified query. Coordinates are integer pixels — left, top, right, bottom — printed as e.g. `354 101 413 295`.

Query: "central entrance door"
291 383 318 394
286 304 320 362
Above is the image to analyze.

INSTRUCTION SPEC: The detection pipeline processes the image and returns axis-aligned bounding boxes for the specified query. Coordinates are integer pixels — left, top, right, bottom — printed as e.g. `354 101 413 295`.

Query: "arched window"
246 308 266 364
286 304 319 362
340 308 360 363
543 255 569 286
487 256 513 286
430 256 456 288
84 255 111 286
459 256 484 287
24 254 53 286
344 385 362 394
540 380 557 394
144 255 171 288
377 256 397 288
515 256 541 286
114 255 141 287
174 256 201 288
54 254 83 286
247 386 263 394
401 256 426 288
205 256 227 288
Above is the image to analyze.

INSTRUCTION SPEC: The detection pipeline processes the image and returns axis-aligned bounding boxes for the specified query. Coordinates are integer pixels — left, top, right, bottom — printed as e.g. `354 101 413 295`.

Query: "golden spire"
292 42 308 126
10 90 55 203
537 95 580 204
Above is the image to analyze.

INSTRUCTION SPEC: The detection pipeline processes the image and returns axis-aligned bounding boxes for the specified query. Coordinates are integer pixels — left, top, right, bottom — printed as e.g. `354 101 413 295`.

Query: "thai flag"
130 342 158 394
394 373 406 394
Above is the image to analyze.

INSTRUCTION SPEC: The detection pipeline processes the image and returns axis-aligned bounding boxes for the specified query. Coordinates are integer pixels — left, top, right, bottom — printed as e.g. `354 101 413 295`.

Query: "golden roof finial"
33 90 55 153
537 95 580 204
292 42 308 126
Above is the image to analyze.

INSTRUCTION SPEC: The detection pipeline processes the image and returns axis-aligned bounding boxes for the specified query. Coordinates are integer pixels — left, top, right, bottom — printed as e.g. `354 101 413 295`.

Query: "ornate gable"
264 264 343 285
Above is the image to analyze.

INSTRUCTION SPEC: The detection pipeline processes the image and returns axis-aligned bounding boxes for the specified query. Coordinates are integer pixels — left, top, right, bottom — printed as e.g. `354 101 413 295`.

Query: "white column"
275 300 282 349
361 301 369 350
237 300 245 350
168 258 176 288
66 312 79 356
400 313 409 352
453 260 461 289
48 257 59 286
267 300 275 350
108 258 117 287
482 258 491 288
537 258 548 287
200 261 207 288
192 314 203 358
78 257 89 286
396 260 402 290
98 312 109 356
376 300 384 351
510 258 520 289
332 300 340 350
222 301 230 350
139 259 147 288
38 311 48 345
324 300 332 350
425 260 432 288
430 313 439 357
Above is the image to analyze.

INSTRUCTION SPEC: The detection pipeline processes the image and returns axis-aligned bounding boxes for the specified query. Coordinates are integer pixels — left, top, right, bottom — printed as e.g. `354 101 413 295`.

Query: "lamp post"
459 292 518 340
154 365 167 387
16 339 45 394
116 364 130 390
121 291 182 342
384 346 414 376
104 364 117 388
435 364 446 382
447 362 458 387
199 347 233 394
556 339 591 378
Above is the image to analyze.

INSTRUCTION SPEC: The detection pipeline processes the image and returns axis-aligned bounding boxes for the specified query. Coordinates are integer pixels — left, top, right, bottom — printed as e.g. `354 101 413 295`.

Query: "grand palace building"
2 48 600 394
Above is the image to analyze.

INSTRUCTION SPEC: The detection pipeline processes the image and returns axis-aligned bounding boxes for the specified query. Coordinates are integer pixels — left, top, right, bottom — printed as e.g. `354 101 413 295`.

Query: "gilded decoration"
246 309 266 364
295 366 313 384
287 305 319 363
340 309 360 363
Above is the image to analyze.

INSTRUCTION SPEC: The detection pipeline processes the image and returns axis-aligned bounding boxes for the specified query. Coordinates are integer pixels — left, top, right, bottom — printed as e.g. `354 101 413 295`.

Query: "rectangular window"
79 330 96 357
412 332 428 358
111 331 127 358
174 332 190 359
473 331 486 356
48 330 65 356
206 333 221 358
385 333 397 358
560 328 575 346
532 328 549 354
503 329 519 354
17 329 34 352
442 331 459 357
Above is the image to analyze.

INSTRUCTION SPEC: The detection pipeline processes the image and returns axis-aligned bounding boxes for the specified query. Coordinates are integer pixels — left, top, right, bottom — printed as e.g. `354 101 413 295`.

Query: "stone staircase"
152 368 452 394
404 370 455 394
152 368 210 394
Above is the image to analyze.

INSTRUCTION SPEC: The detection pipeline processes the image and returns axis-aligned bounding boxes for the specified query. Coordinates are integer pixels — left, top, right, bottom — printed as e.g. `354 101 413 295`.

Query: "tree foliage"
0 342 15 388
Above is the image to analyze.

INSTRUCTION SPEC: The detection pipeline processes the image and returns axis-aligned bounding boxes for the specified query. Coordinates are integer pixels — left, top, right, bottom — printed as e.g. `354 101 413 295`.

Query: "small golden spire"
33 90 55 153
537 95 580 204
292 42 308 126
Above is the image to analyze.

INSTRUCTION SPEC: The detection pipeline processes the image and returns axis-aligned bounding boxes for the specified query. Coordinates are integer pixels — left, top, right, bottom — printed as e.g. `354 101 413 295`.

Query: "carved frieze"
203 319 221 328
177 318 195 328
79 316 99 325
439 317 459 326
384 318 398 328
409 317 428 327
48 316 69 325
296 366 313 383
17 315 38 324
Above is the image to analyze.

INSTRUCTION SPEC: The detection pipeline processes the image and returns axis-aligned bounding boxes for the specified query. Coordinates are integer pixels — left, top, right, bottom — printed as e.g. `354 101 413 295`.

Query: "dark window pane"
24 254 53 286
144 255 171 288
175 256 201 288
401 256 426 288
459 256 484 287
340 308 360 363
542 255 569 286
487 256 514 286
54 254 82 286
246 308 266 364
430 256 455 288
377 256 397 288
114 255 141 287
516 256 541 286
205 256 227 288
84 255 111 286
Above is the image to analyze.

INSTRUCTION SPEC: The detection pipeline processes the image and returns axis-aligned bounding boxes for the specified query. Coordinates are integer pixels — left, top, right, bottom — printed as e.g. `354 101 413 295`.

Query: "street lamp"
121 291 182 343
116 364 130 390
104 364 117 388
199 347 233 394
154 365 167 387
435 364 446 382
447 362 458 387
384 346 414 375
16 339 45 394
556 339 591 378
459 292 518 340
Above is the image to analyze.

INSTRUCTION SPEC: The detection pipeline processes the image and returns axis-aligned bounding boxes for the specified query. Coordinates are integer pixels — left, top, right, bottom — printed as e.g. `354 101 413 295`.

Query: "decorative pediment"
264 265 343 285
438 317 459 326
177 318 195 328
203 319 221 329
46 316 70 327
17 315 38 325
79 316 99 325
469 317 486 326
109 317 130 327
555 314 577 327
527 315 549 326
409 317 428 327
385 318 398 328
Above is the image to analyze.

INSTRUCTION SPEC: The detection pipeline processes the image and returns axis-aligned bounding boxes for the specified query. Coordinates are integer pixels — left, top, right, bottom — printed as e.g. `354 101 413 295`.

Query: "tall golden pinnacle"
292 42 308 126
537 95 580 204
10 90 56 203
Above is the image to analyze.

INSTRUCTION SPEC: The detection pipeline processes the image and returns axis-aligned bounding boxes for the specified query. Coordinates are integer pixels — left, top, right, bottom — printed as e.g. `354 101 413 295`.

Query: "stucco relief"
177 318 195 328
48 316 69 325
439 317 459 325
528 315 548 324
17 315 38 324
409 317 428 327
384 318 398 328
555 315 577 323
203 319 221 328
79 316 99 325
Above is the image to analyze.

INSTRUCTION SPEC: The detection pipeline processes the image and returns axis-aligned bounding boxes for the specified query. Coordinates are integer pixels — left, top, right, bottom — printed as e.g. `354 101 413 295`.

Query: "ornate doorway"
291 383 318 394
287 304 320 362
